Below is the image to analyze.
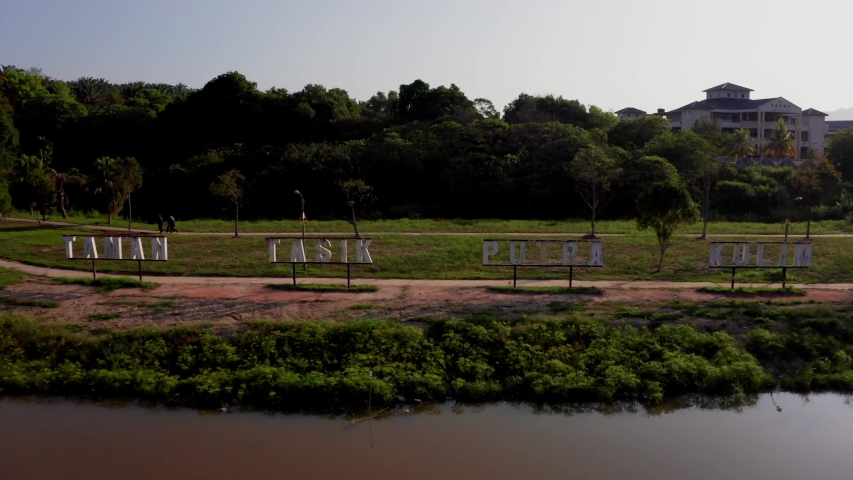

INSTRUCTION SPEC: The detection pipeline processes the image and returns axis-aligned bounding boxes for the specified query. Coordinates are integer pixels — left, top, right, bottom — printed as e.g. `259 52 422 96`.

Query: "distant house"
614 107 646 122
652 83 827 159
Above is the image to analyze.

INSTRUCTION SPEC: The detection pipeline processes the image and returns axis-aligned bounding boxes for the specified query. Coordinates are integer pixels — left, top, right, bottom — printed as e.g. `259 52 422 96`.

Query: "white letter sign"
794 244 812 267
103 237 122 260
83 237 98 259
151 237 168 260
562 242 578 266
588 242 604 267
356 239 372 264
316 239 332 262
708 242 811 269
130 237 145 260
62 236 76 259
483 241 499 265
290 239 306 263
269 238 280 262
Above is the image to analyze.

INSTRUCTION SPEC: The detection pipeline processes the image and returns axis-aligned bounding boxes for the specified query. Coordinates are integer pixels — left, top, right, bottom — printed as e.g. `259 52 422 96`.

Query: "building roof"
828 120 853 132
668 97 799 114
703 82 754 92
802 108 828 116
615 107 646 114
669 101 714 113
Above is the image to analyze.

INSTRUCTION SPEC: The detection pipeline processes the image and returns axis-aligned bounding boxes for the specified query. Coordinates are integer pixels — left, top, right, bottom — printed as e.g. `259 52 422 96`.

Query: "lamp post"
794 196 812 240
295 190 306 270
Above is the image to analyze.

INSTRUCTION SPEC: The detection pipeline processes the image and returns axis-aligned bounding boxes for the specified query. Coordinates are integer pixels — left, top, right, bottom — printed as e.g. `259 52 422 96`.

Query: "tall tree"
48 168 87 218
827 127 853 180
337 178 374 237
569 145 621 237
210 169 245 237
10 154 55 221
92 156 143 225
0 108 20 174
636 179 698 272
764 119 796 159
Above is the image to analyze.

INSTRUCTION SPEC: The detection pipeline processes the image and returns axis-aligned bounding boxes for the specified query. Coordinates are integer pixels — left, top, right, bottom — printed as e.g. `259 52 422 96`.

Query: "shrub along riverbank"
3 301 852 410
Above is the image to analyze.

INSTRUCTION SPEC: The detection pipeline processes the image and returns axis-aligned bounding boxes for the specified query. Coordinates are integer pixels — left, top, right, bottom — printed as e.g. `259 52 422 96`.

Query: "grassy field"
3 223 853 283
7 211 852 235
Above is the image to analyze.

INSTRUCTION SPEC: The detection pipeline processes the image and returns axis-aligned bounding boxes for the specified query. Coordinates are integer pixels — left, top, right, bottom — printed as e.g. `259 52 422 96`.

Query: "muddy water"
2 393 852 480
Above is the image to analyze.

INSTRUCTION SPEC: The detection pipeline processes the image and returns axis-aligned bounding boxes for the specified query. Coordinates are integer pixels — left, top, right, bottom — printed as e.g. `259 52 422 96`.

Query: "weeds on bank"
696 286 806 297
266 283 378 292
488 286 603 295
0 296 59 308
0 267 24 290
52 277 158 295
349 304 378 310
89 313 121 321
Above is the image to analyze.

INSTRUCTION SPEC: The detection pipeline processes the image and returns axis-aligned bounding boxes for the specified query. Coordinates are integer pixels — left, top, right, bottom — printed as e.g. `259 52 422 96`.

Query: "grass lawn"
6 211 851 235
3 222 853 283
696 286 807 297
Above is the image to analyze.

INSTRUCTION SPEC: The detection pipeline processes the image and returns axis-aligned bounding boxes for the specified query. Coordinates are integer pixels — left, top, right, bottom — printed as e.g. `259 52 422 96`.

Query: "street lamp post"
295 190 306 270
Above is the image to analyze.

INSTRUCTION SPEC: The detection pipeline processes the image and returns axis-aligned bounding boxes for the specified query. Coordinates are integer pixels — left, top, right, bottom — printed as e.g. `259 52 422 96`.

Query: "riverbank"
3 295 852 410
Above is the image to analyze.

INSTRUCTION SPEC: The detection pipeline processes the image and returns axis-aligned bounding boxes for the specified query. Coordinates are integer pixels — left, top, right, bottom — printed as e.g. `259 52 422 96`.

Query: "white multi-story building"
625 83 828 158
615 107 646 122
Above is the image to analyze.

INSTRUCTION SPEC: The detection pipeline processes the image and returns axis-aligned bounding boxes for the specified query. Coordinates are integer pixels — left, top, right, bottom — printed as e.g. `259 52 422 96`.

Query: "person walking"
156 215 164 234
167 215 178 233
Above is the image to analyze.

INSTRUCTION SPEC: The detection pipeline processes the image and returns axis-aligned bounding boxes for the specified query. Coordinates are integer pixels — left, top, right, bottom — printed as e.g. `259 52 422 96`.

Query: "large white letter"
562 242 578 266
83 237 98 259
130 237 145 260
510 241 526 265
709 243 725 267
794 244 812 267
780 243 788 266
733 243 750 267
316 239 332 262
535 241 551 265
483 241 499 265
151 237 168 260
290 239 306 263
269 238 280 262
588 242 604 266
756 243 770 267
62 236 76 259
103 237 122 259
357 239 372 264
340 239 348 263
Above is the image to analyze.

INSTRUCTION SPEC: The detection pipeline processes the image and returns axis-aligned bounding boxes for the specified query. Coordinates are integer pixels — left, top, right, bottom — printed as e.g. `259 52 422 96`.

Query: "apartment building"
624 83 827 158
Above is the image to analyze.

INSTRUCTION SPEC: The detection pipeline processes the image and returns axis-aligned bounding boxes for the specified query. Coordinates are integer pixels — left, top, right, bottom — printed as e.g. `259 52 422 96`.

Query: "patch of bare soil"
3 275 852 332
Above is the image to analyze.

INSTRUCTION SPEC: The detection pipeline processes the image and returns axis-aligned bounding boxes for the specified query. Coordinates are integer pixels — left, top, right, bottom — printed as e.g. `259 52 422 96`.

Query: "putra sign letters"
62 236 168 261
482 240 604 266
708 242 811 268
268 238 373 264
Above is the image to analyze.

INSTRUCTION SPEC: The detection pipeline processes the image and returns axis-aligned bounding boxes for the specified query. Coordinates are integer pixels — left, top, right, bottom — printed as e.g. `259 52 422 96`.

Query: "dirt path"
5 217 848 238
2 258 851 290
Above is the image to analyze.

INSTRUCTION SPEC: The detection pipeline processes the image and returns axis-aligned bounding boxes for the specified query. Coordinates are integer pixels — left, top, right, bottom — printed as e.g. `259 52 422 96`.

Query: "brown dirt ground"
2 275 853 332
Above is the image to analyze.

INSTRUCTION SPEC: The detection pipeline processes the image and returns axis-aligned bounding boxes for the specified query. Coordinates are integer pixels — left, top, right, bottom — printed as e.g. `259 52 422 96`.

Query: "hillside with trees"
1 66 851 228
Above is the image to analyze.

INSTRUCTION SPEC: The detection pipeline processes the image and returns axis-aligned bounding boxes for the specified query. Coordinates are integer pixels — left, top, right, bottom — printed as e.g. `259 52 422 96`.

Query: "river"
1 393 851 480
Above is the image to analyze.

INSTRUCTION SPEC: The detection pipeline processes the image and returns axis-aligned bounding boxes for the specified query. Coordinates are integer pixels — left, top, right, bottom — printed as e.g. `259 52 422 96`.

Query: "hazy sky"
3 0 852 116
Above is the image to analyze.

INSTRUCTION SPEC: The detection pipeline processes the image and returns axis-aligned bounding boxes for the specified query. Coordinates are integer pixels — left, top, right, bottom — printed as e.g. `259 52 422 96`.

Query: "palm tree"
49 168 87 218
120 82 146 99
764 119 797 159
723 128 756 159
72 77 111 105
173 83 190 99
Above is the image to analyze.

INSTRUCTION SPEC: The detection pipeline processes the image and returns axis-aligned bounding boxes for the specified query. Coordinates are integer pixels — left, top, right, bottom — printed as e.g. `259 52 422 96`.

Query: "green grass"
349 303 378 310
89 312 122 321
100 299 178 310
696 286 807 297
51 277 159 294
0 296 60 308
266 283 379 292
2 223 852 283
488 286 603 295
6 213 850 235
0 267 24 290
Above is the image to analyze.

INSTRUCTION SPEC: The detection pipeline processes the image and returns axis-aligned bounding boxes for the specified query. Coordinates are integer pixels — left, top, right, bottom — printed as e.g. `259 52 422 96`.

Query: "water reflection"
2 393 853 480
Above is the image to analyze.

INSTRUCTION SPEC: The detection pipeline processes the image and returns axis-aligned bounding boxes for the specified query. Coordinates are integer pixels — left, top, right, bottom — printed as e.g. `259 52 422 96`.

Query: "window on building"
727 93 731 97
741 94 745 98
749 129 758 137
802 131 809 142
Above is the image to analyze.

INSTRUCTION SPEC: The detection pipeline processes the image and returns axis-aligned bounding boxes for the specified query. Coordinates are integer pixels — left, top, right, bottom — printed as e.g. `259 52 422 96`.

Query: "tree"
569 145 621 237
827 127 853 180
0 179 13 216
10 155 55 221
473 98 499 119
0 108 20 174
764 119 796 159
692 117 724 149
210 169 245 237
607 115 670 150
92 156 143 225
723 128 756 159
636 180 698 272
337 179 374 237
48 168 86 218
791 157 841 206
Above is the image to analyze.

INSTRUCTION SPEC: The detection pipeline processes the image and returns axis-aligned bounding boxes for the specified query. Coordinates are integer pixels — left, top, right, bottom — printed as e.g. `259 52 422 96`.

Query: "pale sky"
3 0 852 116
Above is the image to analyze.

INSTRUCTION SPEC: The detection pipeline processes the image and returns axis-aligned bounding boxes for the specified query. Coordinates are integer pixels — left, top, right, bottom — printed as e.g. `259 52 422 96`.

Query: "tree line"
2 66 853 257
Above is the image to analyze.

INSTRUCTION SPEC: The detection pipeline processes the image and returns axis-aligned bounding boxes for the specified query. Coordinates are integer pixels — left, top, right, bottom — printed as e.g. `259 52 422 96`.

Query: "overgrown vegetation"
0 267 23 289
0 313 774 409
696 286 806 297
488 286 602 295
88 312 121 321
266 283 378 292
51 277 158 294
0 296 59 308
